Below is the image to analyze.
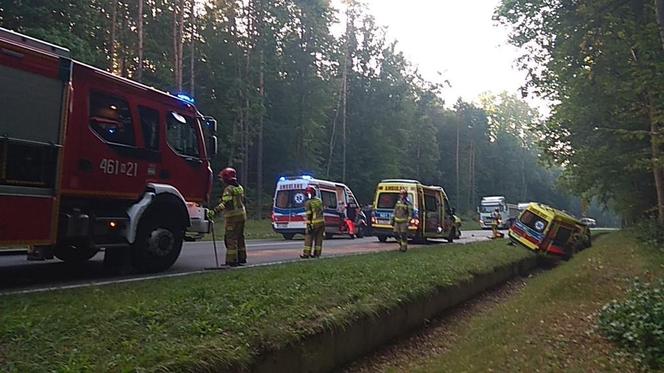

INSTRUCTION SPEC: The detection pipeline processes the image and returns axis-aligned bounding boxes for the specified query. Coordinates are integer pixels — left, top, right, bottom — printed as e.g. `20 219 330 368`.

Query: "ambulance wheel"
377 235 388 243
282 233 295 240
132 214 184 273
54 238 98 263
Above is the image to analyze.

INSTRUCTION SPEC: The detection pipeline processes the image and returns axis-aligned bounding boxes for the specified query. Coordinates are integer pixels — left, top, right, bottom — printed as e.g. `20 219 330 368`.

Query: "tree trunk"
650 1 664 224
177 0 185 91
455 112 460 209
257 49 264 219
137 0 143 81
189 0 195 95
172 4 178 87
648 93 664 224
655 0 664 51
110 0 118 73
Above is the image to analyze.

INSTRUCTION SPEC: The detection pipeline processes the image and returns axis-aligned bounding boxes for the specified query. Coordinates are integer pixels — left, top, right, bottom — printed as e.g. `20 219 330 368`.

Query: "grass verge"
459 215 481 231
0 239 530 372
203 219 281 241
401 231 664 372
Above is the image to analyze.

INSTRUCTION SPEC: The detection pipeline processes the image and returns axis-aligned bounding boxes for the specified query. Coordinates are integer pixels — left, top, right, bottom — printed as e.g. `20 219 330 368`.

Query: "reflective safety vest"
305 198 325 226
393 199 412 224
215 184 247 220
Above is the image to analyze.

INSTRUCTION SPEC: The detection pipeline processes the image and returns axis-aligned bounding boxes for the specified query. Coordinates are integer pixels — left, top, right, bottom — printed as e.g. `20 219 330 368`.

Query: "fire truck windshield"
167 111 200 157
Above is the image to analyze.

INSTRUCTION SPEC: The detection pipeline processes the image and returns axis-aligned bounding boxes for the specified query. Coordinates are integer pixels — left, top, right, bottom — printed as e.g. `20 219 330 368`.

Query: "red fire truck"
0 28 218 272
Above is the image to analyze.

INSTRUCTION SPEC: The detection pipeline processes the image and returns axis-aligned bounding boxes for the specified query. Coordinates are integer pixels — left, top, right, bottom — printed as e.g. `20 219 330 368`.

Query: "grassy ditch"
402 231 664 372
0 239 530 372
203 218 281 241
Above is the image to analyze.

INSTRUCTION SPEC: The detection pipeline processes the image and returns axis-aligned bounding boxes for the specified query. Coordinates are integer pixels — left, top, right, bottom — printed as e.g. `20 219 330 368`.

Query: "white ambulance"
271 176 364 240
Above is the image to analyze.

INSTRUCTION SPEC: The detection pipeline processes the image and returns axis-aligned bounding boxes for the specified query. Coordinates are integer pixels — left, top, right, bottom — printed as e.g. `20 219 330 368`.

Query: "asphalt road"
0 229 494 294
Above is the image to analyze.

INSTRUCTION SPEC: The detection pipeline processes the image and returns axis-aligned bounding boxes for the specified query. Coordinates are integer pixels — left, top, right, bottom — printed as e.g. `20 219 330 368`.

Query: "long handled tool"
205 220 225 270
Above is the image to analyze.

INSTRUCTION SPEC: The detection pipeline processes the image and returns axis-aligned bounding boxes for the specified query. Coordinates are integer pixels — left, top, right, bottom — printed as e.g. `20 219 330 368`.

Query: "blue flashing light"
279 177 286 182
177 93 195 104
301 175 313 180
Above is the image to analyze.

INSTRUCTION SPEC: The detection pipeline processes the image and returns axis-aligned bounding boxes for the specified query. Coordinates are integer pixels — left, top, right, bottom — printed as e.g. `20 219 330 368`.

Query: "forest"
0 0 624 224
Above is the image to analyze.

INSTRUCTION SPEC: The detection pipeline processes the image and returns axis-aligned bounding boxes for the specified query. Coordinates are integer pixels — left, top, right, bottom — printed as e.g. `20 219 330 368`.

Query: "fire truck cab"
0 28 218 272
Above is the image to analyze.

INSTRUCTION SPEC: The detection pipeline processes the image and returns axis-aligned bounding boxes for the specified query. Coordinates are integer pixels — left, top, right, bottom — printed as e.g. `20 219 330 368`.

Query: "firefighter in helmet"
491 208 503 239
208 167 247 266
301 185 325 259
392 189 413 252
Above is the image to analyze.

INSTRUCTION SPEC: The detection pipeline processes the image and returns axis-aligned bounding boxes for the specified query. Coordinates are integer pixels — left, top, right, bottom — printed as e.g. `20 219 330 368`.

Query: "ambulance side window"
321 191 337 210
89 92 135 146
424 194 438 212
139 106 160 151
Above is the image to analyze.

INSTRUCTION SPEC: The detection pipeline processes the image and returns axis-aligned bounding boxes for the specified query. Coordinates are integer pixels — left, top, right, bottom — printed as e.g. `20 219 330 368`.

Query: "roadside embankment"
0 239 534 372
354 231 663 372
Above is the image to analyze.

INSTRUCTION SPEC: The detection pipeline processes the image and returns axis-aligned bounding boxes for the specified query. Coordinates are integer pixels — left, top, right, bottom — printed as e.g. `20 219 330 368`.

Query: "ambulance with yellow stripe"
371 179 459 243
271 176 364 240
508 203 591 260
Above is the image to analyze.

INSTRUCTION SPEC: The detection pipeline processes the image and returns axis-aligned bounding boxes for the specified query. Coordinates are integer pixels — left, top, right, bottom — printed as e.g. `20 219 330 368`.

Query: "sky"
349 0 545 112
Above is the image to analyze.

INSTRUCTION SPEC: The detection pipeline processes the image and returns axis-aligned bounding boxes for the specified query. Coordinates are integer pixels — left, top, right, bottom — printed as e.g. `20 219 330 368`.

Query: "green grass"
459 214 482 231
395 231 664 372
203 219 281 241
0 240 531 372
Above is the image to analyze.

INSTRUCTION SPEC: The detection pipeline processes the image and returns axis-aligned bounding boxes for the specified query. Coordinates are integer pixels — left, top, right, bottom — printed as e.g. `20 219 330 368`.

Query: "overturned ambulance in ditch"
508 203 591 260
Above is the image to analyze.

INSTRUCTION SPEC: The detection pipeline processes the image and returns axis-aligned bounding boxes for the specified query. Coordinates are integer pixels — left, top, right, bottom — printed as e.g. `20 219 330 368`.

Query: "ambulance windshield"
377 192 413 209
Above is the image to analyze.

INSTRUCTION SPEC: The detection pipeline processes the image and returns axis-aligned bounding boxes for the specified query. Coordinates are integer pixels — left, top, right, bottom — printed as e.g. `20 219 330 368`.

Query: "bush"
598 279 664 369
635 218 664 250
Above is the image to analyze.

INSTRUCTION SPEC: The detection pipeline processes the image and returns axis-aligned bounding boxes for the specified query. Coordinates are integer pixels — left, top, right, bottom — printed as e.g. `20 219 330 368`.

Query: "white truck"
478 196 519 229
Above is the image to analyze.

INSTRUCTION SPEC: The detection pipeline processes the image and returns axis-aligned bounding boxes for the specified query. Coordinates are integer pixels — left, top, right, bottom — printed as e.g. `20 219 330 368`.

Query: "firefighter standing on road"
208 167 247 266
392 189 413 252
301 186 325 259
491 208 503 239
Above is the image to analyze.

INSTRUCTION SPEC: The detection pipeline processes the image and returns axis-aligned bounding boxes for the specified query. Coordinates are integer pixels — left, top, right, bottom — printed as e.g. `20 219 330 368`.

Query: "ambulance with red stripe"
272 176 364 240
508 203 591 260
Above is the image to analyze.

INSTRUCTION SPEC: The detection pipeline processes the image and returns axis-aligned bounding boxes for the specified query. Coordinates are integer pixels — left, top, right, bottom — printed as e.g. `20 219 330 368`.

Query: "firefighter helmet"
219 167 237 182
305 186 316 197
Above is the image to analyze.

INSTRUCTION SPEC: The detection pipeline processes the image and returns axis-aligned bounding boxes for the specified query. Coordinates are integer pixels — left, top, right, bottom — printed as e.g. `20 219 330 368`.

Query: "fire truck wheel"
54 238 98 263
132 215 184 273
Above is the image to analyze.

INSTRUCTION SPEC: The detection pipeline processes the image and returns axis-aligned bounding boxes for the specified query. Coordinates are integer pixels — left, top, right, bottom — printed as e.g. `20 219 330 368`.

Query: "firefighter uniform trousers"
304 223 325 257
224 216 246 264
215 184 247 264
393 199 412 252
303 197 325 257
